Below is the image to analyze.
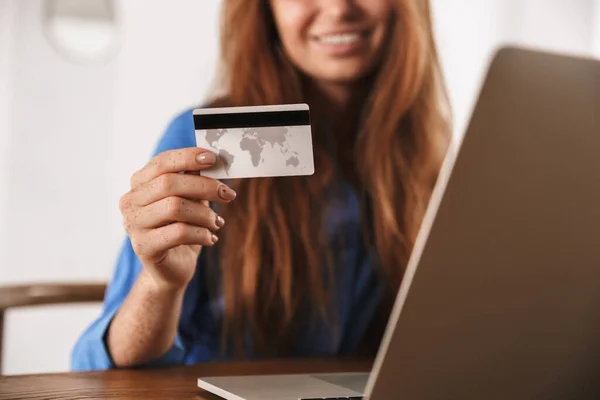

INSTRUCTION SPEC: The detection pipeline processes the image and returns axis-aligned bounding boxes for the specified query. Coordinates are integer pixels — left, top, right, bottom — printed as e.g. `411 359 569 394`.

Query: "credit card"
193 104 315 179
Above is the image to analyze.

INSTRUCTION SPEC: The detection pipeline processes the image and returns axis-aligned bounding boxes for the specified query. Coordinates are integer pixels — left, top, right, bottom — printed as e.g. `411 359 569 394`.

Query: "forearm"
106 268 186 368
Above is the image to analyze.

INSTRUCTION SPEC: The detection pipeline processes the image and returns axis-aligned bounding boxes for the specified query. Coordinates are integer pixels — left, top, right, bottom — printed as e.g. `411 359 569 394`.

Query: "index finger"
131 147 216 189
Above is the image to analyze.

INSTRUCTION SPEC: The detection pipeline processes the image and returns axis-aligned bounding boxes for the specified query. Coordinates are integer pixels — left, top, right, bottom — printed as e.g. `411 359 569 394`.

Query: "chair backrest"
0 283 106 375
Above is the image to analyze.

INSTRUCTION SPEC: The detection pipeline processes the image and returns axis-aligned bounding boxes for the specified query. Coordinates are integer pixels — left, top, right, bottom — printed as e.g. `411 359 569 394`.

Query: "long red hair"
204 0 451 357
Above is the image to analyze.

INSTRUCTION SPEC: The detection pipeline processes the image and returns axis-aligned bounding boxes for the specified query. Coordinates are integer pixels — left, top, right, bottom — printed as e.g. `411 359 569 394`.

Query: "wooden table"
0 358 372 400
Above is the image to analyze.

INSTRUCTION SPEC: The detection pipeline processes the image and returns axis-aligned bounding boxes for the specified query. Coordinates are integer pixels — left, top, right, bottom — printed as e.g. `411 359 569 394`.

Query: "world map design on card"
193 104 315 179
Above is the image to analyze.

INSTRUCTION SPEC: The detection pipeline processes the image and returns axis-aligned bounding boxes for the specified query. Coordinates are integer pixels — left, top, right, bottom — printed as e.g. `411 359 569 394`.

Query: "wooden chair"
0 283 107 375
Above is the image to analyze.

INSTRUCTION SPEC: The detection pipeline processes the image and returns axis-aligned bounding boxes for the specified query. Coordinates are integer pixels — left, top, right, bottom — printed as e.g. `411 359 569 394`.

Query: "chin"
311 64 375 84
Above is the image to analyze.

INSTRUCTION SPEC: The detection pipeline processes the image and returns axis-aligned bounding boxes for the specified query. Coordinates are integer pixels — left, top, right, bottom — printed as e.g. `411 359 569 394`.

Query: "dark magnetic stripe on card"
193 110 310 130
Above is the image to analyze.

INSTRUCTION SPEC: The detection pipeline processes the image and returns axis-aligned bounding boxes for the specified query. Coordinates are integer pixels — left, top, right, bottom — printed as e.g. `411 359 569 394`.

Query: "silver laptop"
197 46 600 399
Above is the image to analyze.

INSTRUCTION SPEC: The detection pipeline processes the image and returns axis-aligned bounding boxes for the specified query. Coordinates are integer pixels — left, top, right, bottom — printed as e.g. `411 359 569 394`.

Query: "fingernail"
218 184 237 201
211 234 219 244
197 152 216 165
215 215 225 227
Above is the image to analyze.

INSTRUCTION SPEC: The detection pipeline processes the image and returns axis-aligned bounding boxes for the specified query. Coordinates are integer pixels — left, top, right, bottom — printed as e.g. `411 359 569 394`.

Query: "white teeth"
317 33 361 45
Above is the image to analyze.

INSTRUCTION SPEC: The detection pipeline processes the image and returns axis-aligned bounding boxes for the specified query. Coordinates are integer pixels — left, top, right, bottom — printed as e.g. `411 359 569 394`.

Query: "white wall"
1 0 221 375
593 0 600 56
1 0 598 375
2 0 119 375
0 0 17 294
430 0 599 141
506 0 596 55
430 0 512 141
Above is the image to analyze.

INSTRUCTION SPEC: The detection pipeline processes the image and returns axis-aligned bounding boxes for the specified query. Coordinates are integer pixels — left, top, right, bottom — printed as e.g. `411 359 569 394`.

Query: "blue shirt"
70 109 385 371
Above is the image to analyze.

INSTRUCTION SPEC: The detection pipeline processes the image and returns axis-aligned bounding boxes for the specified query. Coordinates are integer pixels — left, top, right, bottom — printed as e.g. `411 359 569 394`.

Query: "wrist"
138 268 187 298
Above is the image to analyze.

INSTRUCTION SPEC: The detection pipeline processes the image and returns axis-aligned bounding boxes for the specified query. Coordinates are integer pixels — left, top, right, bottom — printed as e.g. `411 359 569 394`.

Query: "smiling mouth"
312 31 369 45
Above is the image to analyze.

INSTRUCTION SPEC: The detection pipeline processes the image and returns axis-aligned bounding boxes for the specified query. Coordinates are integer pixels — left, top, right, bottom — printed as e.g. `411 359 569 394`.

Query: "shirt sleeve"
70 108 197 371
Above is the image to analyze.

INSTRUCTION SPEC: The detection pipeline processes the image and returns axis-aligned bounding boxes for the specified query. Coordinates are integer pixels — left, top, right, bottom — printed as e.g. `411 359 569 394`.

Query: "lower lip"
312 34 369 56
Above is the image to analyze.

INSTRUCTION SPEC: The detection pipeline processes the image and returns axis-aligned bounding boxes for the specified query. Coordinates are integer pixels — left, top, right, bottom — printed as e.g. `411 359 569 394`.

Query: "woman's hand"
119 147 236 291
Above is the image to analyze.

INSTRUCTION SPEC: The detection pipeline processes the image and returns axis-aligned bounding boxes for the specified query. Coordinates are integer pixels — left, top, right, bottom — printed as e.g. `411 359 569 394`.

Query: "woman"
72 0 450 370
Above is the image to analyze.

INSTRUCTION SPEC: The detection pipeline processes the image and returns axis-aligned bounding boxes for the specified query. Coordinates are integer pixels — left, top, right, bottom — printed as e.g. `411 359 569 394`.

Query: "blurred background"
0 0 598 375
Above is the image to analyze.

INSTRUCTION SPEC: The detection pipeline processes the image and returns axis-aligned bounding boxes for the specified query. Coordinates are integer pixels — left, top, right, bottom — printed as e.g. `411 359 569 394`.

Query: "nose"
319 0 360 20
